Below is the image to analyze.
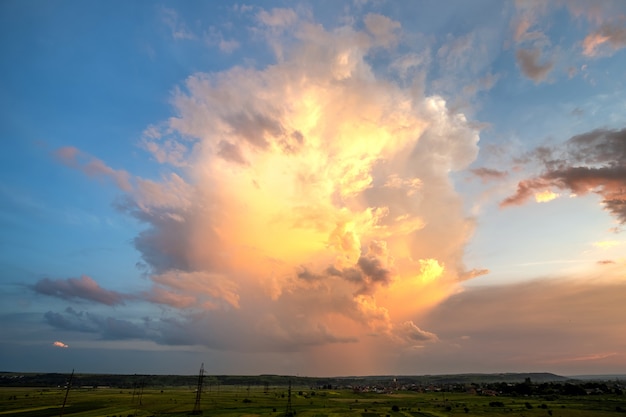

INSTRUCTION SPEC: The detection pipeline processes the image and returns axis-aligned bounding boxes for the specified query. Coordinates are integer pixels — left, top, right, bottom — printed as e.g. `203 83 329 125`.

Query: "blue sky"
1 0 626 376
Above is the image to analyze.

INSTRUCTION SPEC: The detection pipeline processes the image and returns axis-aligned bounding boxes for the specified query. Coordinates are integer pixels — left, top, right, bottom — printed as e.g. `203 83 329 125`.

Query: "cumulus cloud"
502 128 626 223
54 10 482 358
394 320 438 344
32 275 129 306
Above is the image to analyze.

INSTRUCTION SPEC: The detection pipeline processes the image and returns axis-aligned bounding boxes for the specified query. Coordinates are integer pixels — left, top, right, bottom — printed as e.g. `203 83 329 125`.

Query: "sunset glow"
1 1 626 377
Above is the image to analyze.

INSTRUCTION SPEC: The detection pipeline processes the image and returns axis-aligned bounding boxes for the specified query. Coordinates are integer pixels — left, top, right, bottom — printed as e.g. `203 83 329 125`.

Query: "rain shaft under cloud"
47 11 481 365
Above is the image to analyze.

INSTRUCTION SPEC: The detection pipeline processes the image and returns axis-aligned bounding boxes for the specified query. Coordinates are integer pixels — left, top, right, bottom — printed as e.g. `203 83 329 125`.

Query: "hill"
0 371 570 388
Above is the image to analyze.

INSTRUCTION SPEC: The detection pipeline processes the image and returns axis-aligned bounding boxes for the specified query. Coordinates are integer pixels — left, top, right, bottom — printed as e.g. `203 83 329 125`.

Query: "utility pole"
134 378 144 416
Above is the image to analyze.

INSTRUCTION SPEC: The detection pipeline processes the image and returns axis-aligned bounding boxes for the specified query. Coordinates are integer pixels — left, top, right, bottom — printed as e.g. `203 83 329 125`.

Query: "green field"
2 385 626 417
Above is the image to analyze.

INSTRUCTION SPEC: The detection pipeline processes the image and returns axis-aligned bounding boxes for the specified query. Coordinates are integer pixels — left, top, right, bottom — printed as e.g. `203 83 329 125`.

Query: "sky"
1 0 626 377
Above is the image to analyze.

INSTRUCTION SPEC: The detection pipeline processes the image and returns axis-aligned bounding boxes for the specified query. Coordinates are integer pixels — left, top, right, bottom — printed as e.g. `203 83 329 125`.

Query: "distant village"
345 377 625 397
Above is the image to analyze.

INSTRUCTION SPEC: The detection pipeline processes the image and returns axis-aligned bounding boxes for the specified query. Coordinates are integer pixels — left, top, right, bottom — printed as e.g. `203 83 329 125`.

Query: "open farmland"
1 377 626 417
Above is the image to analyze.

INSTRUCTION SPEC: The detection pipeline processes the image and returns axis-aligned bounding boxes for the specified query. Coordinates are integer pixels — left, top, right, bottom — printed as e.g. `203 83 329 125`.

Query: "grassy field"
1 385 625 417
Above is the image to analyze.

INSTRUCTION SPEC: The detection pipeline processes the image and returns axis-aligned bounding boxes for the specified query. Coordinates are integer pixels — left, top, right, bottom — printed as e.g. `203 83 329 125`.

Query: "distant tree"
514 382 533 396
563 384 586 396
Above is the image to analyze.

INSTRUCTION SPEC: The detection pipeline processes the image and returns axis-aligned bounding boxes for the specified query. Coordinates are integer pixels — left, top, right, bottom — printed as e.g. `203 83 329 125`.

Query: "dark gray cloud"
502 128 626 223
44 308 98 333
357 255 391 285
32 275 129 306
113 194 197 275
297 266 324 282
320 253 391 295
470 167 508 182
515 48 553 82
566 128 626 165
44 307 149 340
217 140 248 165
155 310 357 352
225 110 285 149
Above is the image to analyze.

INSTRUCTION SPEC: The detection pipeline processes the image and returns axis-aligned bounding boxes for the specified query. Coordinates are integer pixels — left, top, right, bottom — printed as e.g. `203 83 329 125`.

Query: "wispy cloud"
582 23 626 57
161 7 196 40
470 167 508 183
52 341 68 348
54 147 132 192
363 13 401 48
593 240 620 249
256 8 298 28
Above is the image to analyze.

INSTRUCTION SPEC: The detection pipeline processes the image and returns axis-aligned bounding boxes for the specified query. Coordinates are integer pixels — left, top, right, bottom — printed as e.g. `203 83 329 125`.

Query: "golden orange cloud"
534 190 558 203
58 11 484 362
593 240 620 249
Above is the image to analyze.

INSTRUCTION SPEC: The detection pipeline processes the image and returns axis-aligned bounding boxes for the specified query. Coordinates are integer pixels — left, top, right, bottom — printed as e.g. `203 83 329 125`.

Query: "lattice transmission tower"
285 379 294 417
191 363 205 415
